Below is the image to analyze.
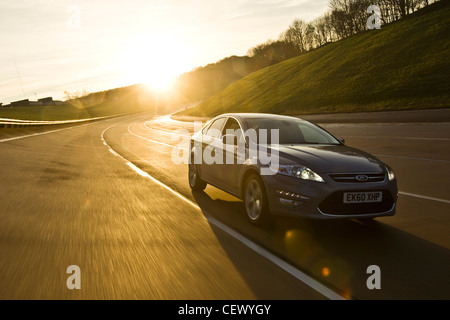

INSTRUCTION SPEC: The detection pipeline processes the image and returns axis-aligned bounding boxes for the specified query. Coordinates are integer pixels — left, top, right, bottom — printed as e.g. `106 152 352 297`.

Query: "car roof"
216 113 305 122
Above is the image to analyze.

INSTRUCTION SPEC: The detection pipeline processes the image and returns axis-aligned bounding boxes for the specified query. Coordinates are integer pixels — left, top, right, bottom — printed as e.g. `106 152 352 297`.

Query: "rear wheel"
244 174 271 226
188 158 207 191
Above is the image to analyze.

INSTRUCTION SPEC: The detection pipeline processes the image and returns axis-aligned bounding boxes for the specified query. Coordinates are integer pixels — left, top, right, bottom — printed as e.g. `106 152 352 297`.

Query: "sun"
119 33 189 91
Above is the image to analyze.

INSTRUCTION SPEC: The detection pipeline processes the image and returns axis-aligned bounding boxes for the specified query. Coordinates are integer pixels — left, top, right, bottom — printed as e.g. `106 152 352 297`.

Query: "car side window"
222 118 244 144
205 117 226 139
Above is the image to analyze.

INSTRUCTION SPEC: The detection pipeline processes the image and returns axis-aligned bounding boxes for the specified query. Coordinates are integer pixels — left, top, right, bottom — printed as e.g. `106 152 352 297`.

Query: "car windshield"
244 118 340 145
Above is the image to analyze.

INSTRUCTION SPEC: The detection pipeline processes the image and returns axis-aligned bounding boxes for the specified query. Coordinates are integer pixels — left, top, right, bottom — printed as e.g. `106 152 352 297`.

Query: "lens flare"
118 33 191 91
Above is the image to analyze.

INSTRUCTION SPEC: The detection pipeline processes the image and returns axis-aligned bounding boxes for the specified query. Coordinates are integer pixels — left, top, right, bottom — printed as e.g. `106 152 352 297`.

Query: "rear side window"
205 117 226 138
222 118 241 134
222 118 244 145
201 121 212 134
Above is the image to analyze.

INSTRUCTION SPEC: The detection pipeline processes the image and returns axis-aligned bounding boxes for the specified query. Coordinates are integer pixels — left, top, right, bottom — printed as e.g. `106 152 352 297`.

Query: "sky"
0 0 330 104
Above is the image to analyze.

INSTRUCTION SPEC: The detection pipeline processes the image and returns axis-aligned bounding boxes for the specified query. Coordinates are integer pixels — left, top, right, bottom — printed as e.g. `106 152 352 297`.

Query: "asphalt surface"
0 110 449 300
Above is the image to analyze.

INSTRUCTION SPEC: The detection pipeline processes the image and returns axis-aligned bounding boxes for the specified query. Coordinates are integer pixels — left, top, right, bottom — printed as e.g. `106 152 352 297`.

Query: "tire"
243 173 271 226
188 158 207 191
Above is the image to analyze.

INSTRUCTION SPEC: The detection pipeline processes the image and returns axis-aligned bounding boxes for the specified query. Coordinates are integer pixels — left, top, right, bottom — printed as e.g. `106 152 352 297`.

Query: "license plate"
343 192 383 204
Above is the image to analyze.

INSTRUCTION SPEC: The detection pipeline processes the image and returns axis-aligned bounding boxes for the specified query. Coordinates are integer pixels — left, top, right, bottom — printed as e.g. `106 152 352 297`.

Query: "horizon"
0 0 329 105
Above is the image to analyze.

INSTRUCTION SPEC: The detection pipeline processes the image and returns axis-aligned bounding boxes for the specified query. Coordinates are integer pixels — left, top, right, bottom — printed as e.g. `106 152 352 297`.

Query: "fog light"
276 189 309 208
279 198 304 208
279 198 293 206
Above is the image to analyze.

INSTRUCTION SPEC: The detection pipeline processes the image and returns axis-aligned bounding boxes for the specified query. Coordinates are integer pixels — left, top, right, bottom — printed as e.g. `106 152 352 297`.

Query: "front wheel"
188 160 207 191
244 174 271 226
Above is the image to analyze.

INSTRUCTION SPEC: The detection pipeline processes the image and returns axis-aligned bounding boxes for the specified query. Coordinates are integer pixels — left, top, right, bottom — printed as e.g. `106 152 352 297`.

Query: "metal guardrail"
0 122 53 128
0 114 124 128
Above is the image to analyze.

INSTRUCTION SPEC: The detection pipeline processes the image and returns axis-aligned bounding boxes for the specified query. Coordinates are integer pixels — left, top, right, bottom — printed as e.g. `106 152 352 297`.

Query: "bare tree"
351 0 372 32
330 0 354 37
63 90 89 101
252 0 442 67
280 19 309 54
311 16 329 47
304 23 316 50
248 40 299 66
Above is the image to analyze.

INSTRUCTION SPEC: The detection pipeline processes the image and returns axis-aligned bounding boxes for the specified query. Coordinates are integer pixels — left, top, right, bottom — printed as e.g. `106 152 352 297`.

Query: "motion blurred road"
0 110 449 300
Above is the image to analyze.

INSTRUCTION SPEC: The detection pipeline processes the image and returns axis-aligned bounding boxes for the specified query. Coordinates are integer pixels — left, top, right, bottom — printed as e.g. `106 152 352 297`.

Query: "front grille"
329 173 386 183
318 190 395 215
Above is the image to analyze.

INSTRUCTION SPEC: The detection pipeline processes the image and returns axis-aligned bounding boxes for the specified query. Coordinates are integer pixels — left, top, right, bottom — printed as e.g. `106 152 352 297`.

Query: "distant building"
11 99 30 107
7 97 60 108
38 97 54 105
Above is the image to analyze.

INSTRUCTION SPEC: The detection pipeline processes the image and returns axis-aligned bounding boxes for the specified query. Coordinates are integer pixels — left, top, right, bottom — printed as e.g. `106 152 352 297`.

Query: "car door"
217 117 246 193
200 117 227 184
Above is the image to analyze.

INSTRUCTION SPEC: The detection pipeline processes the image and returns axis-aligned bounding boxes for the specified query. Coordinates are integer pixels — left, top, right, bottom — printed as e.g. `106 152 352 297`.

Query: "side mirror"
338 138 345 144
222 134 237 145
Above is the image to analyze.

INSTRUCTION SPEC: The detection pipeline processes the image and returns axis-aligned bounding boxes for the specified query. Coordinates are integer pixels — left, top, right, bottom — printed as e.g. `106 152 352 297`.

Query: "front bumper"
261 172 398 219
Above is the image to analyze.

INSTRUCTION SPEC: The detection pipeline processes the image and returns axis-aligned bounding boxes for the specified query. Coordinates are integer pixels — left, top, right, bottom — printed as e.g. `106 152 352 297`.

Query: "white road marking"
399 192 450 204
144 122 193 137
127 122 189 151
157 114 207 126
101 120 347 301
206 216 346 300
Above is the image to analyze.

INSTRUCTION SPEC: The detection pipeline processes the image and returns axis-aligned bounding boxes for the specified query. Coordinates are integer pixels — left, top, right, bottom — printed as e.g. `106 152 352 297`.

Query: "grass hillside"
176 1 450 118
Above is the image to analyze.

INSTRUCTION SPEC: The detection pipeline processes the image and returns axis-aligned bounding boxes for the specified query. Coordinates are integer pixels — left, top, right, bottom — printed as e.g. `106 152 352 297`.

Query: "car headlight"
271 165 325 183
386 165 395 181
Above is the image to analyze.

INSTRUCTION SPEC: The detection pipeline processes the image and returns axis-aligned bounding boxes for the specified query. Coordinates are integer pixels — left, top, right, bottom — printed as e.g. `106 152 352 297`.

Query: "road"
0 111 449 300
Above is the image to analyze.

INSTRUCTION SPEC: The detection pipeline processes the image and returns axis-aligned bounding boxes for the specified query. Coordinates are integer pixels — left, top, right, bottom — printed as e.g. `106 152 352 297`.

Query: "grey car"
188 113 398 226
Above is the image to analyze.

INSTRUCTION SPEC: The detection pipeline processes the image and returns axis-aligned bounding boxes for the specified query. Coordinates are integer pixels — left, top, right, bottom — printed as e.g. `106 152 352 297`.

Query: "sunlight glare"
119 33 190 91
